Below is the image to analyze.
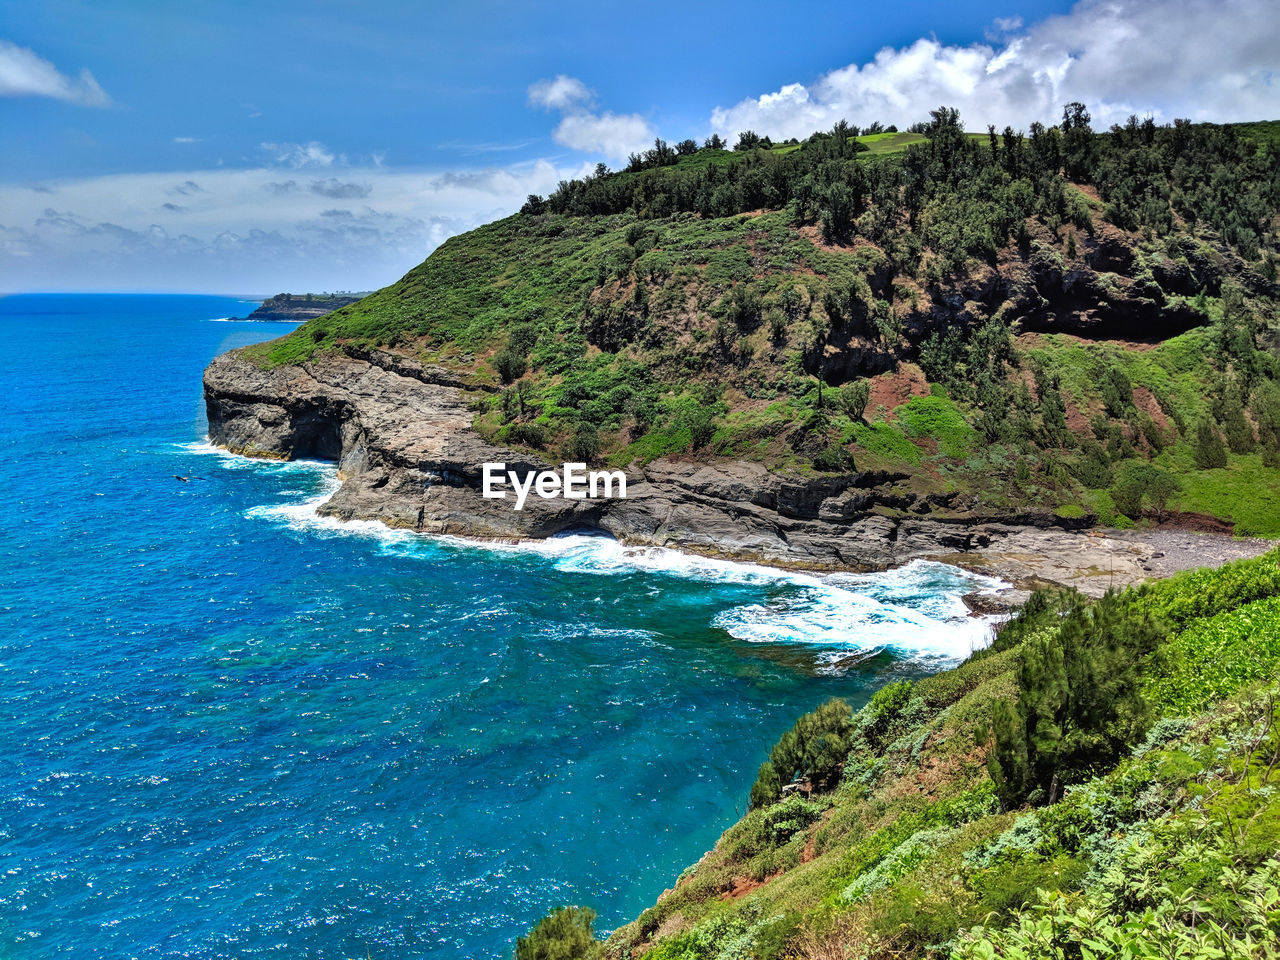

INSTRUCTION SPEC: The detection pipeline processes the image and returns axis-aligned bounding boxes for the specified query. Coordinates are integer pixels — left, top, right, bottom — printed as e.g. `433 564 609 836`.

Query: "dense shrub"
562 422 600 462
494 348 527 384
505 422 549 449
515 906 601 960
749 699 854 808
990 591 1164 807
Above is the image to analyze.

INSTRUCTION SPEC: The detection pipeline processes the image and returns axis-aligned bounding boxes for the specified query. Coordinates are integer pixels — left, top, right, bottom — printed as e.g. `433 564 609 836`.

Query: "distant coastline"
227 291 369 323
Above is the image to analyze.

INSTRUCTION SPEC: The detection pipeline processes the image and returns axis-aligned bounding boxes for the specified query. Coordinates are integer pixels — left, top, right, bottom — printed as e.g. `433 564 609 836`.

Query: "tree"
563 422 599 462
703 133 725 150
989 699 1031 810
515 906 602 960
748 699 853 807
734 129 762 151
674 138 698 156
839 380 871 421
494 348 526 384
819 182 855 245
1061 101 1096 181
990 592 1161 808
1194 420 1228 468
1213 381 1256 454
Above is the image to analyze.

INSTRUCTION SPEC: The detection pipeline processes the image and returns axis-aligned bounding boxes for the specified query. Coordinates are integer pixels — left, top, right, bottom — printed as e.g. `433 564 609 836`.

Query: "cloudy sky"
2 0 1277 294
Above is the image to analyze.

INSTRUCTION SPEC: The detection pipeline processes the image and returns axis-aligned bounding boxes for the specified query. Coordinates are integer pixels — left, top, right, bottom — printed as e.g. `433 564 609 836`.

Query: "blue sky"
1 0 1277 293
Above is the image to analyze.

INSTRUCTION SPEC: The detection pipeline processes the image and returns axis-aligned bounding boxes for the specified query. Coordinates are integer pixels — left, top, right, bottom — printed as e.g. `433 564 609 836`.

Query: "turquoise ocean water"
0 294 1003 959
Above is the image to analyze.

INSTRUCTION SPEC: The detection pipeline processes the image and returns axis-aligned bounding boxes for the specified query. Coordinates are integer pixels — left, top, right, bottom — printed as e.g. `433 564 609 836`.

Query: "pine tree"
989 700 1030 810
990 593 1160 807
1194 420 1228 468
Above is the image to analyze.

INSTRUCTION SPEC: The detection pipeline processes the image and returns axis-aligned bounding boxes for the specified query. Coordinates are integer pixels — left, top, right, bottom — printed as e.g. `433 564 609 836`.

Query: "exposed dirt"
721 872 781 901
1150 511 1237 535
1063 398 1094 434
867 363 931 417
1132 386 1170 431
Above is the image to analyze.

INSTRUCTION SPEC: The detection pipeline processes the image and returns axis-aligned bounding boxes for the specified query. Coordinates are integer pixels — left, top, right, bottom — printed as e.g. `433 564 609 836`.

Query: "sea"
0 294 1005 959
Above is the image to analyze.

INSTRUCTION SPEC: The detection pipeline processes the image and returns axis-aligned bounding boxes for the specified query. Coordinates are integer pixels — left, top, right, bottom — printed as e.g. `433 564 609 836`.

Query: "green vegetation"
245 108 1279 530
516 906 601 960
525 548 1280 960
748 698 854 808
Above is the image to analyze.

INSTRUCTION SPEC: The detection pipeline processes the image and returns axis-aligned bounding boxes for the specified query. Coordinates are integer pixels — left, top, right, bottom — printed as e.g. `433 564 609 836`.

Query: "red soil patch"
801 833 818 864
1064 399 1093 435
1132 386 1170 431
721 872 781 901
1154 511 1236 535
868 363 930 417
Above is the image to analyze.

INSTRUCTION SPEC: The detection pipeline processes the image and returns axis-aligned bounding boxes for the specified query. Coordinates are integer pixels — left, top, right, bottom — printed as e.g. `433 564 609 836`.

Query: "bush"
766 308 788 345
977 854 1087 915
761 795 825 843
990 592 1164 808
899 394 976 458
1145 595 1280 714
1134 547 1280 629
862 679 916 747
505 422 549 449
1193 420 1228 468
812 444 856 473
749 699 854 808
494 348 527 384
562 422 599 462
515 906 601 960
1109 463 1179 519
842 826 955 903
838 380 871 421
870 882 975 951
724 284 762 331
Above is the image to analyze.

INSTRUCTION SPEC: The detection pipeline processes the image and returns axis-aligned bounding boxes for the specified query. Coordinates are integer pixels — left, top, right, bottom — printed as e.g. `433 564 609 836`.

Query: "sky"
1 0 1277 294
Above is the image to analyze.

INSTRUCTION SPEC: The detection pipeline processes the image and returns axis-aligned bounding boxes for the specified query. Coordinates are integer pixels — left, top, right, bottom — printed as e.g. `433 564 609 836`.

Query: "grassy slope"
601 548 1280 959
244 123 1280 536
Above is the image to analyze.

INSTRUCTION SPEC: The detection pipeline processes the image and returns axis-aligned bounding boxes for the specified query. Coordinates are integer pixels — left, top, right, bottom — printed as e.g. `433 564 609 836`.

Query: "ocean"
0 294 1003 959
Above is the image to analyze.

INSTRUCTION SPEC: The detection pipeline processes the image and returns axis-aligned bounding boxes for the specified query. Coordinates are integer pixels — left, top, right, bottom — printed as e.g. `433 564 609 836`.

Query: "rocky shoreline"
204 347 1275 599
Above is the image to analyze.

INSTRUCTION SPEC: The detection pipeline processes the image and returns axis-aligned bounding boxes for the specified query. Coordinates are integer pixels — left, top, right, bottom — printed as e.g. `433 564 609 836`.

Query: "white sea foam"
495 534 1006 663
184 443 1011 665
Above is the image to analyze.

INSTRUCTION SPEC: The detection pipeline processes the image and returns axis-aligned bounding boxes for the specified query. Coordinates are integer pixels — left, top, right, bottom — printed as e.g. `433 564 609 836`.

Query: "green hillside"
248 110 1280 534
513 548 1280 959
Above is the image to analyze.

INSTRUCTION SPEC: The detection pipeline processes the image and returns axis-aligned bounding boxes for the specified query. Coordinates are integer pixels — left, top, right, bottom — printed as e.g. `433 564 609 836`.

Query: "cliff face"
202 348 1255 595
202 118 1280 585
232 293 367 322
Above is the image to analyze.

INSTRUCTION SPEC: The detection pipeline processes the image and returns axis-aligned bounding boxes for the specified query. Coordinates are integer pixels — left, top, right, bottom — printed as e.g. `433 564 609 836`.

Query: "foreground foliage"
518 548 1280 959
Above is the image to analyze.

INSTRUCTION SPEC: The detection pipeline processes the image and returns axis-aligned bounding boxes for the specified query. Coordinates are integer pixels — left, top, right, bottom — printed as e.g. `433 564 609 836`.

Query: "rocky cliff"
204 348 1270 595
204 117 1280 588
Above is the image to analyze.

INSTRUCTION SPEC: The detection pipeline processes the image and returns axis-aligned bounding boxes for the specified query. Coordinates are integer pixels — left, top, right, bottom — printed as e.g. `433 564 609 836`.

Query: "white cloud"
710 0 1280 140
0 39 110 106
259 140 339 168
528 74 655 162
552 111 655 162
173 136 201 144
0 159 591 292
528 74 592 111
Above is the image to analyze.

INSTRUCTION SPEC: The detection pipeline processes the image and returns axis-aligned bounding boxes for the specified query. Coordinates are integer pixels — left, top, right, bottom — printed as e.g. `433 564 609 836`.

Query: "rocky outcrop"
230 293 369 323
204 349 1272 595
